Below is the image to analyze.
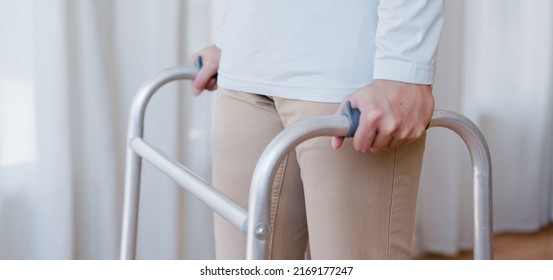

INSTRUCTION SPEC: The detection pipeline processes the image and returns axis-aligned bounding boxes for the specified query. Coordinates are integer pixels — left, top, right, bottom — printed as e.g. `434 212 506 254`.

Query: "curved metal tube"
246 116 352 259
246 110 493 260
429 110 493 260
120 66 197 260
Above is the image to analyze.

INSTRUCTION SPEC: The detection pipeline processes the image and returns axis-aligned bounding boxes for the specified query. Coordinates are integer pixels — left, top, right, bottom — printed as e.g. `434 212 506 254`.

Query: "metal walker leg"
120 66 493 260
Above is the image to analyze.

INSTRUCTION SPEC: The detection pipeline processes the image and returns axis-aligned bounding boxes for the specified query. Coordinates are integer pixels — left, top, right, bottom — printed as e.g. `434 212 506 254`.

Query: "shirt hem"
218 75 367 103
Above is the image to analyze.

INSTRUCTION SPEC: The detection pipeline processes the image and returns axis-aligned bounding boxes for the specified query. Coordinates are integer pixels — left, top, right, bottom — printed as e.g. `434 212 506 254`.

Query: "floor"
418 224 553 260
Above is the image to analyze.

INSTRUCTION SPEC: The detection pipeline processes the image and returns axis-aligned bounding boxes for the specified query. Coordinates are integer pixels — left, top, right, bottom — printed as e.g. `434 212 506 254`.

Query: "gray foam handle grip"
342 101 360 138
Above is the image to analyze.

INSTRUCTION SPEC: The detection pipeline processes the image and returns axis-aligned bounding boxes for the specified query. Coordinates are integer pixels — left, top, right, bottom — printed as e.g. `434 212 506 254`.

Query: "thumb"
332 136 345 150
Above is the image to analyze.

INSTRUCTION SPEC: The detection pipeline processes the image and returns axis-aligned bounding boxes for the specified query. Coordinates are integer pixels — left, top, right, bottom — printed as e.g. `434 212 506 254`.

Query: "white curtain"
0 0 552 260
0 0 221 259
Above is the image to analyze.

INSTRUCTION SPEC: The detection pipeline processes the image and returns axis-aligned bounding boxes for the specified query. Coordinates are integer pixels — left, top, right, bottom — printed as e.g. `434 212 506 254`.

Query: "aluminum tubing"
429 110 494 260
246 115 351 260
120 66 197 260
246 109 493 260
130 138 248 233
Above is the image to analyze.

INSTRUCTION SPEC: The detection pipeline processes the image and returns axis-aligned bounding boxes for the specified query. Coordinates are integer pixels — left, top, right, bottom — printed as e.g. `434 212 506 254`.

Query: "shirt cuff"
373 59 435 85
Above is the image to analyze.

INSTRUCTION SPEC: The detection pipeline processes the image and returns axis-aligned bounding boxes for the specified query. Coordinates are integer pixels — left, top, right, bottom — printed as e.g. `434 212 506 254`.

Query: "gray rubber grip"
342 101 360 138
194 56 203 70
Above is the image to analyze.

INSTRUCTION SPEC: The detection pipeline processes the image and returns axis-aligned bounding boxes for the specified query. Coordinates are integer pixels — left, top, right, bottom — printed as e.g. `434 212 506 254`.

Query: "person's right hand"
189 45 221 96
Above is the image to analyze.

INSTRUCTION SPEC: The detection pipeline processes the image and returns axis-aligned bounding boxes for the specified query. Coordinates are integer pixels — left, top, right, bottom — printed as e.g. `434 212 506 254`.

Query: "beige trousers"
212 88 425 260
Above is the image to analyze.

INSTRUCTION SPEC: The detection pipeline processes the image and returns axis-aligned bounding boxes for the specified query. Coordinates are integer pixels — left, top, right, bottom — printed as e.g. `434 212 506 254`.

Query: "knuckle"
412 126 425 139
364 110 382 123
397 130 410 142
385 119 401 134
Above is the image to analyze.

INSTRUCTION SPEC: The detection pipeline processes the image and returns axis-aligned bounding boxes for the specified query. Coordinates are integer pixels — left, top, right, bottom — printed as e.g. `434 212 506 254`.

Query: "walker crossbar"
120 66 493 260
129 137 248 233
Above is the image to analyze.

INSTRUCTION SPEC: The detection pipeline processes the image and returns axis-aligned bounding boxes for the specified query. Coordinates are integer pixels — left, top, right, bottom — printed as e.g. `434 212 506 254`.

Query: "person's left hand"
332 79 434 153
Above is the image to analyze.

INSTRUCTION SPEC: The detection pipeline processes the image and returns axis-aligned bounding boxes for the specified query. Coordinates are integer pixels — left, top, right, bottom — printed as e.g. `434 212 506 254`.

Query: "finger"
206 78 218 91
386 135 407 151
369 129 394 153
331 136 345 150
352 112 378 153
193 67 215 95
402 127 426 146
369 122 394 153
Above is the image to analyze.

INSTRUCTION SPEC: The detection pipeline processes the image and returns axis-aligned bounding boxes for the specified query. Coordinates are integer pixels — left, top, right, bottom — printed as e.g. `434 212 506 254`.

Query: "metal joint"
255 224 270 240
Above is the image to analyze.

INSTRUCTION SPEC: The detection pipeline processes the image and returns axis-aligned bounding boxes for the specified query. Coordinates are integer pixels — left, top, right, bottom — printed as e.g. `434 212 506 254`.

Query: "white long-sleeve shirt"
217 0 444 103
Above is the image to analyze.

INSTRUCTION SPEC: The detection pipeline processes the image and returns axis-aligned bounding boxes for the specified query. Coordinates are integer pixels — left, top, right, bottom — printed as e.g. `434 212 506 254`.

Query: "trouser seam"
266 156 288 259
388 147 400 259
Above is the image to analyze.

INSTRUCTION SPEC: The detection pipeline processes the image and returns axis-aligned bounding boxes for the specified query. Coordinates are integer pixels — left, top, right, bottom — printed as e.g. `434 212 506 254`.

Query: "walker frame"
119 66 493 260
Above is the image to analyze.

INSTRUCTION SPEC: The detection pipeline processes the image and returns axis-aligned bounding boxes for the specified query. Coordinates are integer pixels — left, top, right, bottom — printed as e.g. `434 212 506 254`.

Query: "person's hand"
332 79 434 153
189 45 221 95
